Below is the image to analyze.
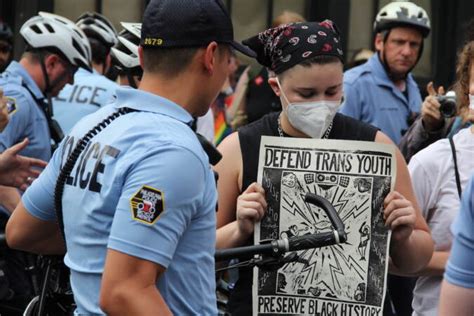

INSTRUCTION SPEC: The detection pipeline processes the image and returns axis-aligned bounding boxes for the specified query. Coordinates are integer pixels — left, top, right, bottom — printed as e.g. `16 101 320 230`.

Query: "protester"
405 37 474 315
230 10 306 129
215 20 433 315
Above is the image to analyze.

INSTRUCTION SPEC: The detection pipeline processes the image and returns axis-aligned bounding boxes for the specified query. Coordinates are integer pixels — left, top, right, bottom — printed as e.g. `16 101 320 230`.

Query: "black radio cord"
53 107 136 245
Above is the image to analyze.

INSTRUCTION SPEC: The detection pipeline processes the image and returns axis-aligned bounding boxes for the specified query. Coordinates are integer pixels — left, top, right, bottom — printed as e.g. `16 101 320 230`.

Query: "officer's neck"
19 57 47 92
138 72 203 117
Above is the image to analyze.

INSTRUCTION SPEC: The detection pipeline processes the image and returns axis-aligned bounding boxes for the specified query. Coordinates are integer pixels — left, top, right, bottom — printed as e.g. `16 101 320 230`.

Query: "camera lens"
438 96 457 118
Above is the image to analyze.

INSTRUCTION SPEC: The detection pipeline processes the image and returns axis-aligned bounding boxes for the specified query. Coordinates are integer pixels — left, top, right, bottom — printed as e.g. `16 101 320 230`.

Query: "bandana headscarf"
242 20 344 74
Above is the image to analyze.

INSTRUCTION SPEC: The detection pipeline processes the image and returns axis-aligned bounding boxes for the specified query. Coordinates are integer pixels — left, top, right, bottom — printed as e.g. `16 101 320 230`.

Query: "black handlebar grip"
287 231 339 252
215 243 277 262
304 193 347 243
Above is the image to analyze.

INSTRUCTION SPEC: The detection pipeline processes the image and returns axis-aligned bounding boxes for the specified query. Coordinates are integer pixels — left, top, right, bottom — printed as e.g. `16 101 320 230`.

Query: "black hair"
298 55 343 68
142 44 229 78
23 45 70 66
88 37 109 65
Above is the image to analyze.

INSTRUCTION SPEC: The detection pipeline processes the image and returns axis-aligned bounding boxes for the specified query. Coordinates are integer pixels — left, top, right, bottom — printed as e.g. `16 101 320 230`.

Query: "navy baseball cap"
140 0 256 58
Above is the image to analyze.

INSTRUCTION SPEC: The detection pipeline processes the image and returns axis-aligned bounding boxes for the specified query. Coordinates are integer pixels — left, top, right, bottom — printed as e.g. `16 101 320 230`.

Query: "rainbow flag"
214 110 232 145
213 93 234 145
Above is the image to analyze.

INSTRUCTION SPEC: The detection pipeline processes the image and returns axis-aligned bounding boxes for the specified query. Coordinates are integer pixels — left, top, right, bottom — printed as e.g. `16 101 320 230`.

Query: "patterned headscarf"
242 20 344 74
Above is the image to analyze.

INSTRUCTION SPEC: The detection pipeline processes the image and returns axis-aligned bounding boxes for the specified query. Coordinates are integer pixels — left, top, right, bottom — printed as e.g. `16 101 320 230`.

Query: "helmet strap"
38 51 52 96
126 71 137 89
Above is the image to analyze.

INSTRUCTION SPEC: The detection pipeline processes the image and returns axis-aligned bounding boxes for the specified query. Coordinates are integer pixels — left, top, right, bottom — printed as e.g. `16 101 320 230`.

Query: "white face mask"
469 94 474 110
276 77 341 138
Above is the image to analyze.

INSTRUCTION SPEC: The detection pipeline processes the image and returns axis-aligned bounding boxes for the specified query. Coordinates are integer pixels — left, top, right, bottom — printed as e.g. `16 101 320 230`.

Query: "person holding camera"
399 42 474 162
406 39 474 316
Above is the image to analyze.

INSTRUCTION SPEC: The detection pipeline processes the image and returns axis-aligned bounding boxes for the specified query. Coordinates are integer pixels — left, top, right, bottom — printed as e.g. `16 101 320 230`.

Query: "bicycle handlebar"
215 192 346 262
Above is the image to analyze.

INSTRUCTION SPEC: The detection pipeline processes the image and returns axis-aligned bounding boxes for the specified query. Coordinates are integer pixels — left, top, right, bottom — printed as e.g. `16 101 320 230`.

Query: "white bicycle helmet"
110 22 141 70
76 12 118 48
374 1 430 38
20 12 92 71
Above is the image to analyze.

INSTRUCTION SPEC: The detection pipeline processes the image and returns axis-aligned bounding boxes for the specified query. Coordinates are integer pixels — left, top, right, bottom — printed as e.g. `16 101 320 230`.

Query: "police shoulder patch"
130 185 164 225
6 96 17 114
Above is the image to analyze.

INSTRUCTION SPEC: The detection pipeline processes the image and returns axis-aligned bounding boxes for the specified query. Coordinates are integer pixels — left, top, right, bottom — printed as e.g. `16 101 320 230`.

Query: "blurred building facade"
0 0 472 90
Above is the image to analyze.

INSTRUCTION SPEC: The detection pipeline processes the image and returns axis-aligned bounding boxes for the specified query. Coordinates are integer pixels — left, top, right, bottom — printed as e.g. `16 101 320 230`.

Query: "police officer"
341 1 431 144
54 12 118 134
6 0 255 315
111 22 142 88
0 12 91 214
111 22 215 142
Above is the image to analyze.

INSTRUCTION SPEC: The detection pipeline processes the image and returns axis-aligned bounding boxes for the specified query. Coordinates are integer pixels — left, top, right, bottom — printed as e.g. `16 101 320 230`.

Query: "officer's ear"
43 54 62 72
202 41 219 76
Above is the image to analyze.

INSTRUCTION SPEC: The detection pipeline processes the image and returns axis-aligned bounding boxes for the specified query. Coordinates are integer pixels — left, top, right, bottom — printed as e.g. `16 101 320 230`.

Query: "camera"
436 92 457 118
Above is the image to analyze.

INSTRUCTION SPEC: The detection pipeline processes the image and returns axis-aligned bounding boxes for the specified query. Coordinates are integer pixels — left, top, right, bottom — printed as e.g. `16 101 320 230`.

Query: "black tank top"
227 112 378 315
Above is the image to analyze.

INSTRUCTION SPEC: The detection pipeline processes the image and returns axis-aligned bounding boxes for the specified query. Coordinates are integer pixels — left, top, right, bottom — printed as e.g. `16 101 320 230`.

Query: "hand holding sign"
236 182 267 238
383 191 416 243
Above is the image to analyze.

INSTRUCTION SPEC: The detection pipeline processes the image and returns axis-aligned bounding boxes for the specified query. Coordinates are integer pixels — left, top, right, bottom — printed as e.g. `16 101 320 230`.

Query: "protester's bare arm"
6 200 65 254
439 280 474 316
375 131 434 273
0 138 47 190
390 251 449 276
215 132 267 249
100 249 172 316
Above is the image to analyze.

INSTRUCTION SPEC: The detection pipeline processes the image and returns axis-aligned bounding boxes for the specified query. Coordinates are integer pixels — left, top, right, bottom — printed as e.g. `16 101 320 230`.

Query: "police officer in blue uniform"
0 12 90 303
341 2 430 144
0 12 91 214
6 0 255 315
111 22 142 88
54 12 119 134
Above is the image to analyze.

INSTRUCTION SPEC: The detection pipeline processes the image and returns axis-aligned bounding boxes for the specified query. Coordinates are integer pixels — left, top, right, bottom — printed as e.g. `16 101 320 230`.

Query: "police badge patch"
130 185 164 224
6 97 17 114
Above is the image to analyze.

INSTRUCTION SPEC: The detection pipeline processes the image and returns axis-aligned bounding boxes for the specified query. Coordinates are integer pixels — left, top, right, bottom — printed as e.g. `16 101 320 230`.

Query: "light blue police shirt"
340 54 422 144
445 175 474 288
53 67 119 134
0 61 51 161
22 87 218 315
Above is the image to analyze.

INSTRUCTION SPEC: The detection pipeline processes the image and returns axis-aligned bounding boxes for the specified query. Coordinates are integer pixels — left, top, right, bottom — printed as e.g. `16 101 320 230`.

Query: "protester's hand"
0 138 48 191
421 82 445 131
383 191 416 243
236 182 267 238
0 88 9 132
